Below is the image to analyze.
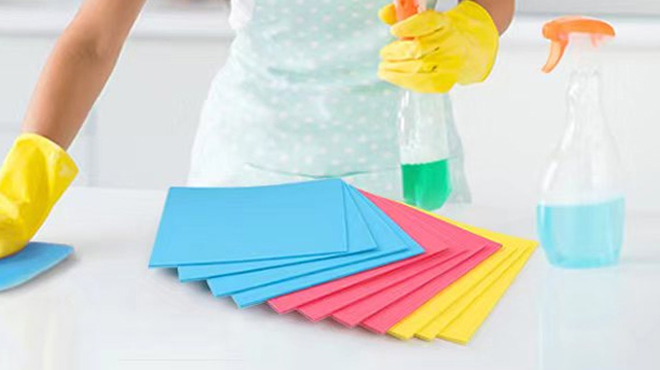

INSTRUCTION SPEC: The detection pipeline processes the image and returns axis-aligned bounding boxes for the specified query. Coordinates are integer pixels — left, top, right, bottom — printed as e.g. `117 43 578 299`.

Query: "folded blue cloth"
0 242 73 292
150 179 363 267
210 185 424 308
177 184 376 282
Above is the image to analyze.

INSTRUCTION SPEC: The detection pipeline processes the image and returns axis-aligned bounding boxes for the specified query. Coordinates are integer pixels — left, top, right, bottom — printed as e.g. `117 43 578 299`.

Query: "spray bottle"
394 0 453 211
537 17 625 268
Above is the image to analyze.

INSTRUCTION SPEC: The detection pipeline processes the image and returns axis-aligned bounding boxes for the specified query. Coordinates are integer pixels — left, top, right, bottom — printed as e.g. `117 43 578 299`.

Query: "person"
0 0 514 258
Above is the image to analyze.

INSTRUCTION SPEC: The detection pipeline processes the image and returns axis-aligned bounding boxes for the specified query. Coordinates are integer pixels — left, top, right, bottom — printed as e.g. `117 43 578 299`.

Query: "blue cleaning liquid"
537 198 625 268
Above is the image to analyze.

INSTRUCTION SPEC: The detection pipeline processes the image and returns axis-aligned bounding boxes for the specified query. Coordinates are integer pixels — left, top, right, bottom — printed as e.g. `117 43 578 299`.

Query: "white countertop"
0 187 659 370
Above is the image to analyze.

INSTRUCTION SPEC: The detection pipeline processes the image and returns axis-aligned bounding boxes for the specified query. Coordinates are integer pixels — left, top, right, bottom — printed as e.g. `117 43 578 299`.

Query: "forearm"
21 0 146 149
470 0 514 34
21 33 119 149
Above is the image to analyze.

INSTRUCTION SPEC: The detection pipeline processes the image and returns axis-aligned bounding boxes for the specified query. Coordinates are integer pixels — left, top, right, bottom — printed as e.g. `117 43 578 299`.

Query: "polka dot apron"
188 0 471 202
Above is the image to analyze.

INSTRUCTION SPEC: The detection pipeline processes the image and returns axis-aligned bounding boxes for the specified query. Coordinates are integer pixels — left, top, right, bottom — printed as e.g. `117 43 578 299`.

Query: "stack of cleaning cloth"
149 179 536 344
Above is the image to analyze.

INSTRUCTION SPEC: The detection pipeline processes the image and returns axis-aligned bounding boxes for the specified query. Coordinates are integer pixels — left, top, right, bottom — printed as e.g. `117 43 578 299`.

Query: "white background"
520 0 660 16
0 3 659 212
1 4 659 370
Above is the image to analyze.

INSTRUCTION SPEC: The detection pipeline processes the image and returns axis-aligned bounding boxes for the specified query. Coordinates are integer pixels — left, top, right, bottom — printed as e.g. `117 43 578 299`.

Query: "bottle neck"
565 64 605 137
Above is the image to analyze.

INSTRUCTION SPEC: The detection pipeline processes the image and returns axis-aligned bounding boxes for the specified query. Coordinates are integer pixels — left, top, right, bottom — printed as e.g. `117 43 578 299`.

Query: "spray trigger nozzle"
542 16 615 73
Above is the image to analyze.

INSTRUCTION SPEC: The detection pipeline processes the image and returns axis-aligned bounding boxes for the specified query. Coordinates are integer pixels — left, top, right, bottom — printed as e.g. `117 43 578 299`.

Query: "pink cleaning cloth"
295 193 494 321
268 195 458 313
268 191 500 320
332 193 500 333
298 249 470 321
333 245 498 332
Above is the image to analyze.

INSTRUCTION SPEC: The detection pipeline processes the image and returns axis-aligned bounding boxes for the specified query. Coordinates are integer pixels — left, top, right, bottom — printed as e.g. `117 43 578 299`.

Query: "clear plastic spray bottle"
537 17 625 268
394 0 453 211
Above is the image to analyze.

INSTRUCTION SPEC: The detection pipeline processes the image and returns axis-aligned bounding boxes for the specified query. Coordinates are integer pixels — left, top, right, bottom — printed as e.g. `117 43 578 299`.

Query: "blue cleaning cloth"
208 185 424 307
0 242 73 292
176 184 377 282
150 179 357 267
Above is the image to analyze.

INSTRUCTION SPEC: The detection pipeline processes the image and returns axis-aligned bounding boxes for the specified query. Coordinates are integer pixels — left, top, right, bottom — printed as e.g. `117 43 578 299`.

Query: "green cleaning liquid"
401 159 452 211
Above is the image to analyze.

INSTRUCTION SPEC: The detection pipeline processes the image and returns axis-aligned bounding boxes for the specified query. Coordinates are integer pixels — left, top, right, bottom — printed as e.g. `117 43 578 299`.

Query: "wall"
454 17 660 212
0 6 232 188
93 38 228 188
0 10 658 212
519 0 660 16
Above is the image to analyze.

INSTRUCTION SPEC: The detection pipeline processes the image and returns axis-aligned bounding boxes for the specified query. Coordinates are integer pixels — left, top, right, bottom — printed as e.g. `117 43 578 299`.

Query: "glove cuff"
11 133 79 183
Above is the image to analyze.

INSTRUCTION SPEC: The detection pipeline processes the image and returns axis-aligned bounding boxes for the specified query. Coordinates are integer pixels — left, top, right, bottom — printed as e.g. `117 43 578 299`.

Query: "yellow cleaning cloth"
417 247 526 340
387 210 537 343
437 246 535 344
388 245 519 340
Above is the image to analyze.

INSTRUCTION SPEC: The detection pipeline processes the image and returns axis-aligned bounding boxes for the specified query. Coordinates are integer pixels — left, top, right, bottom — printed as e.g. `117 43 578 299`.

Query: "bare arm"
471 0 515 34
21 0 147 149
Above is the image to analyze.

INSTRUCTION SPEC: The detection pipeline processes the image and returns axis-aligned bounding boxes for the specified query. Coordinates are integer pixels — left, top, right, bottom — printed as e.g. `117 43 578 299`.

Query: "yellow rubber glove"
378 1 499 93
0 133 78 258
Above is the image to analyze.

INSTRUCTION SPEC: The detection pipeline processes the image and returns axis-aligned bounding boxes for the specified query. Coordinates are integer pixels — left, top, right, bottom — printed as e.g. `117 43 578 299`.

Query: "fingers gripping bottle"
395 0 453 211
537 17 625 268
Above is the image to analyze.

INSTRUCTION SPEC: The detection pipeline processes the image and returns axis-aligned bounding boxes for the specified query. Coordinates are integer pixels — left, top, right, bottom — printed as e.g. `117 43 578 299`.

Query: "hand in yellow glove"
378 1 500 93
0 133 78 258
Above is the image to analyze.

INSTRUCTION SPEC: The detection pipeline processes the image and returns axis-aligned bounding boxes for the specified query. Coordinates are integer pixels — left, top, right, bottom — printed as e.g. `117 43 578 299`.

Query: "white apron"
188 0 470 202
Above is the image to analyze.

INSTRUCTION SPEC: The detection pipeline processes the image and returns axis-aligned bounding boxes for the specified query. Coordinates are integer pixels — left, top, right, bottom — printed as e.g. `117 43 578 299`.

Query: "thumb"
378 4 398 26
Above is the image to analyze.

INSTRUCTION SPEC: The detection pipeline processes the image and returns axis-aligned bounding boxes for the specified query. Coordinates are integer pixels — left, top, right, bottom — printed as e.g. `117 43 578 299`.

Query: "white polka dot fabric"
188 0 468 201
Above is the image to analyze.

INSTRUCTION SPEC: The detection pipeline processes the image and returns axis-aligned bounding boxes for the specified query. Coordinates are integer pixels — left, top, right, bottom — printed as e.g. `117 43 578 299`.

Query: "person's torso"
189 0 469 203
229 0 393 87
195 0 401 181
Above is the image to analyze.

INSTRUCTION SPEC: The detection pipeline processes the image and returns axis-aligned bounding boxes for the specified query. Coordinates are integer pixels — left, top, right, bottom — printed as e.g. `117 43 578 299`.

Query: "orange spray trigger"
542 17 615 73
394 0 426 22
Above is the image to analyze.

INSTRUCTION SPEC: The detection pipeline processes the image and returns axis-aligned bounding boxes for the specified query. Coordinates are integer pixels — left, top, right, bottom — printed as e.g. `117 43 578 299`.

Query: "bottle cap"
542 16 615 73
